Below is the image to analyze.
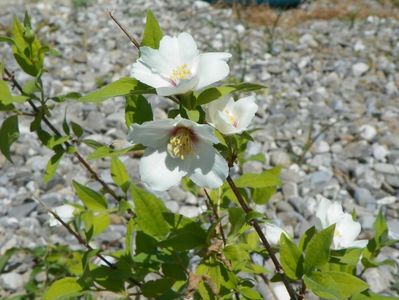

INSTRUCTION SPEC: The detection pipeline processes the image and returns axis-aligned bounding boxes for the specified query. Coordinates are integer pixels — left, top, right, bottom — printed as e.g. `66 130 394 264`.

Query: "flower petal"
158 33 199 67
128 119 175 148
213 110 237 135
315 195 330 230
188 142 228 188
206 96 231 125
230 96 258 132
140 46 174 75
140 148 186 191
196 52 232 90
156 76 199 96
345 239 368 248
178 119 219 144
131 61 171 88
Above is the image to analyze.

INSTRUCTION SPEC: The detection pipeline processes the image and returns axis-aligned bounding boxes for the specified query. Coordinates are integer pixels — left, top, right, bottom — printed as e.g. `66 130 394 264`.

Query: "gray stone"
8 202 37 219
270 151 291 167
0 272 26 290
374 163 399 175
179 206 201 218
352 62 369 77
354 187 376 206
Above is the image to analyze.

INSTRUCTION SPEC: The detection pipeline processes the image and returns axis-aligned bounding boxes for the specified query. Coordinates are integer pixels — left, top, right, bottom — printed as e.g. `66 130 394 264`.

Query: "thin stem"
226 175 298 300
108 11 140 50
298 279 306 300
4 67 125 209
203 189 227 245
36 197 142 287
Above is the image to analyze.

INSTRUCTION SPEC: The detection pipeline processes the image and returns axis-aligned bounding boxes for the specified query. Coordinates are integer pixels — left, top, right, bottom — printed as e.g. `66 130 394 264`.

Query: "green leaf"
0 80 13 104
239 287 263 300
110 157 130 193
159 221 207 251
252 186 276 205
234 167 281 189
196 86 236 105
280 234 303 280
0 36 16 45
195 83 266 106
305 271 368 300
141 277 175 297
141 10 163 49
298 226 316 252
352 290 399 300
79 77 143 103
71 121 84 138
0 115 19 163
72 181 108 211
303 224 335 274
81 211 110 238
374 209 388 247
125 94 153 127
228 207 247 237
44 151 64 184
43 277 84 300
125 218 135 258
0 248 18 274
87 144 142 160
131 184 170 239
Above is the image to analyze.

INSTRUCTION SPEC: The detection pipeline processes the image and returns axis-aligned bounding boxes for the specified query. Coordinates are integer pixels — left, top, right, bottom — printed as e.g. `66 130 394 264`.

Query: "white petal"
188 142 228 188
131 61 171 88
326 201 345 225
140 148 186 191
264 223 289 246
173 118 219 145
195 52 232 90
156 76 199 96
159 33 199 67
315 195 330 230
345 239 368 248
214 110 237 135
139 46 174 75
128 119 175 148
230 96 258 132
336 213 361 242
177 32 199 64
206 96 232 124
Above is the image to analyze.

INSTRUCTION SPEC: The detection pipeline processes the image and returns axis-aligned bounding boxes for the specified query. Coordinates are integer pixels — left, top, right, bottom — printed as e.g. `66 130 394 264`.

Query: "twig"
36 197 142 287
203 189 227 245
3 67 126 209
226 175 298 300
108 11 140 50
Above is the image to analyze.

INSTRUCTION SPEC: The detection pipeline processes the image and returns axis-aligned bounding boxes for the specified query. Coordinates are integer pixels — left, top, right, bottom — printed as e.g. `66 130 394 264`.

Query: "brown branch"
226 175 298 300
36 197 142 287
4 67 126 208
108 11 140 50
204 189 227 245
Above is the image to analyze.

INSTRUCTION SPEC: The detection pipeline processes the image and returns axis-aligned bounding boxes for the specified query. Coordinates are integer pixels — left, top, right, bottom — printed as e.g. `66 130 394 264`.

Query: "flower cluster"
129 32 258 191
315 195 368 250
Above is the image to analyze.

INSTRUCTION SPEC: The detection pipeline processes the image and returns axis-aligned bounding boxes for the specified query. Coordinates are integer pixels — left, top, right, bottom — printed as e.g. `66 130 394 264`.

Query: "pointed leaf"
43 277 84 300
125 94 153 127
280 234 303 280
110 157 130 193
141 10 163 49
72 181 108 211
0 115 19 163
44 151 64 184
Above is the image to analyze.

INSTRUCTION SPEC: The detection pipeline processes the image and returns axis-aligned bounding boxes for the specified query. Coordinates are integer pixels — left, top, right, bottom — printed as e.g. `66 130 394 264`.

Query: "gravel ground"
0 0 398 297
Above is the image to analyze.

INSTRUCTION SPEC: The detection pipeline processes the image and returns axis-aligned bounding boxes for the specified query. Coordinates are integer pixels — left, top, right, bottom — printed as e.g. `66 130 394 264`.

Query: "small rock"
372 144 389 161
374 163 398 175
353 40 366 52
179 206 201 218
0 272 26 290
314 140 330 153
8 202 37 219
359 125 377 141
354 187 375 206
352 62 369 77
270 151 291 167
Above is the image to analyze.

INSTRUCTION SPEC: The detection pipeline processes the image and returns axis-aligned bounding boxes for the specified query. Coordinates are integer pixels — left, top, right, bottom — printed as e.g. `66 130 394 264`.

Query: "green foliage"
43 277 85 300
0 115 20 163
195 83 265 105
125 94 153 127
43 151 64 183
79 77 154 103
280 234 303 280
304 271 368 300
234 167 281 189
141 10 163 49
303 225 335 274
110 157 131 193
72 181 108 211
131 184 170 239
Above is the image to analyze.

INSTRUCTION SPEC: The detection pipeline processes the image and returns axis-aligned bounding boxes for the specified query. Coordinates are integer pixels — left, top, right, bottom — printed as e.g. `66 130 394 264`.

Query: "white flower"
131 32 231 96
93 255 117 266
128 118 228 191
263 223 290 247
315 195 368 250
49 204 75 226
206 96 258 135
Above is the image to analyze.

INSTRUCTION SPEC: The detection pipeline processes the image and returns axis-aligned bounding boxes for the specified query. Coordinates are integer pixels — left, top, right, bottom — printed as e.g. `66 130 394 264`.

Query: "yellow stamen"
170 64 191 81
167 128 193 160
224 109 238 128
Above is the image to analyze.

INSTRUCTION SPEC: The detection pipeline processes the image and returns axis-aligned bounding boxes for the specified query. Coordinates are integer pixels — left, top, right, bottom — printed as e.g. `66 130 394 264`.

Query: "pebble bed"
0 0 398 297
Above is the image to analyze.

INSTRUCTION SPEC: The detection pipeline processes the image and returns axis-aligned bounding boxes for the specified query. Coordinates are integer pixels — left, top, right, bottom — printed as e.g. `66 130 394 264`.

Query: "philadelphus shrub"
1 11 397 300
